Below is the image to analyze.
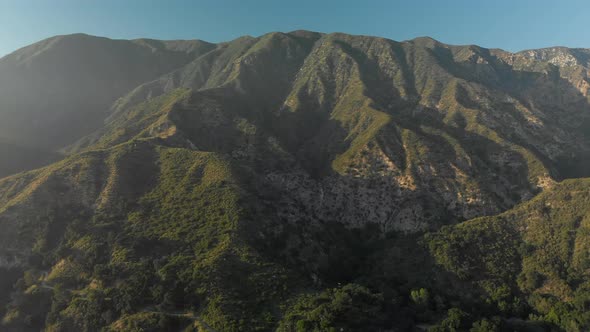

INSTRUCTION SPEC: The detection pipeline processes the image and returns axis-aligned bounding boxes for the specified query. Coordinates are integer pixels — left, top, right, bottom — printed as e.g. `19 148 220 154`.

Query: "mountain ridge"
5 30 590 230
1 30 590 331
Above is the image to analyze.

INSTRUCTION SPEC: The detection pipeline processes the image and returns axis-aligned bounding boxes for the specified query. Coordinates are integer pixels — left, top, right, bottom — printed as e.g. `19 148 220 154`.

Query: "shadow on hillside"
429 44 590 180
248 214 535 328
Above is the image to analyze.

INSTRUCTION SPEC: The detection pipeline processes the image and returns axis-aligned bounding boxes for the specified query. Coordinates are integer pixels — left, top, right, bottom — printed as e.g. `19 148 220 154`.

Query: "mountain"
0 31 589 331
70 31 590 230
0 33 215 175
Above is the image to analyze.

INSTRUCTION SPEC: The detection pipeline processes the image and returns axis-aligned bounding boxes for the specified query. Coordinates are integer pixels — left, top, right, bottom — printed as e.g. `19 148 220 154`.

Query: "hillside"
71 31 590 231
0 31 589 331
424 178 590 330
0 33 214 176
0 139 296 331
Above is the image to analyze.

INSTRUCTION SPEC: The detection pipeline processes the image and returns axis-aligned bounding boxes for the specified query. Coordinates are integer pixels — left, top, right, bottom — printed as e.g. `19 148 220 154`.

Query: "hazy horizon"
1 0 589 57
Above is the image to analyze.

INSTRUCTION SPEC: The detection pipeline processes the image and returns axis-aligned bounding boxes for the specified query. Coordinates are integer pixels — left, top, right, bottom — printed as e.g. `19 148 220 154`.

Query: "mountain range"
0 31 589 331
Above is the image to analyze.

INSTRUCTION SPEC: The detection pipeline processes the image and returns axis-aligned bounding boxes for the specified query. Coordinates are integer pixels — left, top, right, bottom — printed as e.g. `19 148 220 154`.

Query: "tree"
410 288 430 308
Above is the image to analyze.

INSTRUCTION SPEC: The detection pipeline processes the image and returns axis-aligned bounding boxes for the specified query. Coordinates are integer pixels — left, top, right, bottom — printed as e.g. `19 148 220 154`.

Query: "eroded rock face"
523 47 590 67
263 143 530 232
496 47 590 97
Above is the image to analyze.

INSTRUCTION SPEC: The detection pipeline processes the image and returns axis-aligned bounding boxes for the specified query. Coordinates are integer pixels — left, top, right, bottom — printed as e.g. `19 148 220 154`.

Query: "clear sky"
1 0 589 57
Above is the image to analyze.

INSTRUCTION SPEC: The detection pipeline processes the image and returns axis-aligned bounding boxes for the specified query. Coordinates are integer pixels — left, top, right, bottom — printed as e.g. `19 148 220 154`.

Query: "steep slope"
5 141 590 331
72 32 590 231
495 46 590 177
424 178 590 330
513 46 590 97
0 139 296 331
0 33 214 176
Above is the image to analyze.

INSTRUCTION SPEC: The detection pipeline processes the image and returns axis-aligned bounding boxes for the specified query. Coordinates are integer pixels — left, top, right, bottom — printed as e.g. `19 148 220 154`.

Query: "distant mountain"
0 31 589 331
0 33 214 151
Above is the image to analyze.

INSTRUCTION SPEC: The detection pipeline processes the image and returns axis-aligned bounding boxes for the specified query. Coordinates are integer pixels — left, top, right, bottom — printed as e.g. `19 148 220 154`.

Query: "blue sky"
1 0 589 57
